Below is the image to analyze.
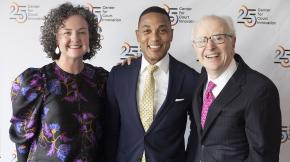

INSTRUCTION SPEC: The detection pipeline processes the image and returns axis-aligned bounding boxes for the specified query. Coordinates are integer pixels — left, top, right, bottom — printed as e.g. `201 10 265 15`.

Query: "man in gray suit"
186 15 281 162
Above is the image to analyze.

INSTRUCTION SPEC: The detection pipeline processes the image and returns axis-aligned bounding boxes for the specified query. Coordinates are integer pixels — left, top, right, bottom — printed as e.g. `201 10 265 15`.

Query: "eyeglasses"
193 34 232 48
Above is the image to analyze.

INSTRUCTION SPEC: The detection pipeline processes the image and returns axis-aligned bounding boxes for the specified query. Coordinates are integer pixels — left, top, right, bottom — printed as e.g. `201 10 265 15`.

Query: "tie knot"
146 65 158 74
207 81 216 91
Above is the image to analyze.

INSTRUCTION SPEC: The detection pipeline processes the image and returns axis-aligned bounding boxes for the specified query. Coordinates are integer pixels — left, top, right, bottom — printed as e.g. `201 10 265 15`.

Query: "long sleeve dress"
9 62 108 162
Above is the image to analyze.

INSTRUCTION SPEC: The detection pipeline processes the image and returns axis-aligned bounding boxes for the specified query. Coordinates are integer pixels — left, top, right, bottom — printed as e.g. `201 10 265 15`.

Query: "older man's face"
192 17 236 79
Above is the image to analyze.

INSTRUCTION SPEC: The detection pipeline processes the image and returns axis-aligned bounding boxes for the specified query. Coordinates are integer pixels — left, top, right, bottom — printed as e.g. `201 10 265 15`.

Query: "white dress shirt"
205 58 238 98
137 54 169 117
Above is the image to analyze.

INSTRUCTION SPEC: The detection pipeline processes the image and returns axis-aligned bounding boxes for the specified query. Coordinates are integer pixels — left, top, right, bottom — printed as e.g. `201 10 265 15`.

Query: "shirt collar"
207 58 237 88
140 54 170 74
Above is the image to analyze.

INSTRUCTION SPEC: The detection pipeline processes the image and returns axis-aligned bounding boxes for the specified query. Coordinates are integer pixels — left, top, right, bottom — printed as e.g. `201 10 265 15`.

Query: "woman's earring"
55 47 60 55
87 48 90 53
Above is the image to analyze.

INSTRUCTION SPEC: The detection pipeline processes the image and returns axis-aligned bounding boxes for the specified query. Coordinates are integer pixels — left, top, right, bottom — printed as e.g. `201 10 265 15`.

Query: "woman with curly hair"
9 2 107 162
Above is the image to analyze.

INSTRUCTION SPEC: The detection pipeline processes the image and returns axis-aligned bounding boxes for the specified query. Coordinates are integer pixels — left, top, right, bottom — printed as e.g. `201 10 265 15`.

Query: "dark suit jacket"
105 55 199 162
186 54 281 162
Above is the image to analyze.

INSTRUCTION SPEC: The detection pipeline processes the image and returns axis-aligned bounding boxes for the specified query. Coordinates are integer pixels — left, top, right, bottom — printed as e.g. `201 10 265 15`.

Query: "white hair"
191 15 236 41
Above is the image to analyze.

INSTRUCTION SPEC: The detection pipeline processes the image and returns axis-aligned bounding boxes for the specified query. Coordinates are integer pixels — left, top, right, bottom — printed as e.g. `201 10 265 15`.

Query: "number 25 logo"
10 2 27 23
238 5 257 28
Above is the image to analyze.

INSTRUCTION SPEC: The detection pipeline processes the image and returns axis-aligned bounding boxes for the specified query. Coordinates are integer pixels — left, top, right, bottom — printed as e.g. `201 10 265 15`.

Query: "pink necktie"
201 81 216 129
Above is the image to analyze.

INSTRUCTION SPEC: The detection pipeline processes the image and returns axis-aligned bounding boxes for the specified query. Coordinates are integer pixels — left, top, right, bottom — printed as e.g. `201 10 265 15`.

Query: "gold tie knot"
146 65 158 75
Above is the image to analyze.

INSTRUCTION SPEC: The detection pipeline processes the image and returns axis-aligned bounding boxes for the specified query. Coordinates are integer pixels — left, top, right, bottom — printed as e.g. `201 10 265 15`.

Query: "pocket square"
175 98 185 102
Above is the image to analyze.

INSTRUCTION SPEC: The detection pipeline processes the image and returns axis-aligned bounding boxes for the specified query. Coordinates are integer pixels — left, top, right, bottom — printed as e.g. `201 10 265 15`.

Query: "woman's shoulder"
11 64 50 102
16 67 43 83
84 63 108 79
15 63 53 82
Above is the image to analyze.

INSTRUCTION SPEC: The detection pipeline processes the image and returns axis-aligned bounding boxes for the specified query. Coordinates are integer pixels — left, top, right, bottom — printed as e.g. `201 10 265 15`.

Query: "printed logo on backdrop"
120 42 142 59
9 2 42 23
237 5 276 28
274 45 290 68
281 125 290 144
163 4 194 26
85 3 122 23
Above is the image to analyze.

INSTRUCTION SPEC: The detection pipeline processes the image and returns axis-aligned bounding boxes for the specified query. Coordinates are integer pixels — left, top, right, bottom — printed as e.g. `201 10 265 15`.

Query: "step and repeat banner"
0 0 289 161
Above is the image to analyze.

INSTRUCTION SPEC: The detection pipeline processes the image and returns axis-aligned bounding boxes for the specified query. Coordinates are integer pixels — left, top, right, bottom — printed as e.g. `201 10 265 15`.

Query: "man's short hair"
138 6 171 27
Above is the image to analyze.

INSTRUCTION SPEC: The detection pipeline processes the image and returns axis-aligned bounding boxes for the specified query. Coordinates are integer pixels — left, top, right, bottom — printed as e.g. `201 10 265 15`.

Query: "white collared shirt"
137 54 169 116
205 58 237 98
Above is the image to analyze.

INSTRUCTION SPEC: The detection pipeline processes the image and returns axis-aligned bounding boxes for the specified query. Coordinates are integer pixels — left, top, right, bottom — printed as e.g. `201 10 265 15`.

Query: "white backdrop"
1 0 289 161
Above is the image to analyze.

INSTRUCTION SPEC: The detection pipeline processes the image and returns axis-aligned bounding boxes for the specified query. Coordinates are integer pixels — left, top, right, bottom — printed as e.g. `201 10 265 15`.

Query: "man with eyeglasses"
185 15 281 162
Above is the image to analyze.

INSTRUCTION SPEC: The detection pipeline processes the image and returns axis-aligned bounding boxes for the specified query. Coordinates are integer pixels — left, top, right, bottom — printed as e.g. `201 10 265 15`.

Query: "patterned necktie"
200 81 216 129
139 65 158 132
139 65 158 162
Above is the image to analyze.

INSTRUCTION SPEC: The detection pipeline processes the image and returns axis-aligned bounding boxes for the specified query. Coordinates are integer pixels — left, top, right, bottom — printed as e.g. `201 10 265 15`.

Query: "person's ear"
192 42 197 49
135 30 140 42
170 29 174 41
232 36 236 49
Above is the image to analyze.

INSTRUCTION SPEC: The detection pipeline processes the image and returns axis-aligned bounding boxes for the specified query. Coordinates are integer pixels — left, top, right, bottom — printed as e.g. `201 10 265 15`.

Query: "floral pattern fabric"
10 62 108 162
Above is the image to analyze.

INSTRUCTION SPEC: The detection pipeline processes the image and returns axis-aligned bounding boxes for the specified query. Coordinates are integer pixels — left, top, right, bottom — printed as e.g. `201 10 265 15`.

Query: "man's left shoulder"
170 56 199 75
242 68 278 95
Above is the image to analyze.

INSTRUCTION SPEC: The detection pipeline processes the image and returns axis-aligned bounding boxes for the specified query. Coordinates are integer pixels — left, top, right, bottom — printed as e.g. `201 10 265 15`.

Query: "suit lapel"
192 80 204 134
201 78 241 137
149 56 184 131
201 54 247 139
193 70 207 136
127 58 144 132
